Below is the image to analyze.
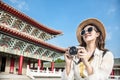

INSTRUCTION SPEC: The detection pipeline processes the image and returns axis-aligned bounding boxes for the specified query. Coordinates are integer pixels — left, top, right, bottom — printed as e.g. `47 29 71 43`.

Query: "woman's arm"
88 51 114 80
61 61 74 80
83 59 93 75
61 49 74 80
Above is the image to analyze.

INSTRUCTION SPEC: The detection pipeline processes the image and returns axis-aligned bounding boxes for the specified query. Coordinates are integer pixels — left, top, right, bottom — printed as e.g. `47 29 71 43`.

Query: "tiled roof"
0 1 62 35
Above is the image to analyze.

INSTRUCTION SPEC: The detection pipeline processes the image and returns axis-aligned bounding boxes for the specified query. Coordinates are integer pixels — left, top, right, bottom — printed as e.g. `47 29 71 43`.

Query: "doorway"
0 57 6 72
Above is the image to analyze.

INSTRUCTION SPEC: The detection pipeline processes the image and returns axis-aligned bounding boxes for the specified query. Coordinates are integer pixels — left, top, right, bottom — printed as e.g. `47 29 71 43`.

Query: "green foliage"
55 58 65 63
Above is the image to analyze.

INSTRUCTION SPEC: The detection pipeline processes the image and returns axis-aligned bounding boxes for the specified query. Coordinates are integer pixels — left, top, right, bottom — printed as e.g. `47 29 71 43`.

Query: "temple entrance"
0 57 6 72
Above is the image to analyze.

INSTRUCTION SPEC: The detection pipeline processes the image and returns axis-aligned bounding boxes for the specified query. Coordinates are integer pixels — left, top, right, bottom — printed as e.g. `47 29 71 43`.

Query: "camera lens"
69 46 78 55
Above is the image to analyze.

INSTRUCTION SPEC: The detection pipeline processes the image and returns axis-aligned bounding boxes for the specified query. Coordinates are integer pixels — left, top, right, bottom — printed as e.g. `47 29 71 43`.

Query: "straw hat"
76 18 106 44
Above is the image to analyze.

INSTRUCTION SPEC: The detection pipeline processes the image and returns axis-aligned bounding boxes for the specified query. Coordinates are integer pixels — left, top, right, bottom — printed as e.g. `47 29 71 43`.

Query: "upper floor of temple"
0 1 65 61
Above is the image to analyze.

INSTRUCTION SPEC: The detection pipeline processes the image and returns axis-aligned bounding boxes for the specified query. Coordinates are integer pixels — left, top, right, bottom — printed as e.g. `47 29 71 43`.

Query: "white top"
61 48 114 80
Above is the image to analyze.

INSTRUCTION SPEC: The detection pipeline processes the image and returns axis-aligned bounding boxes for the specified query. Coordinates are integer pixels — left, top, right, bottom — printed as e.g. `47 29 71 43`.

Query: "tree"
55 58 65 63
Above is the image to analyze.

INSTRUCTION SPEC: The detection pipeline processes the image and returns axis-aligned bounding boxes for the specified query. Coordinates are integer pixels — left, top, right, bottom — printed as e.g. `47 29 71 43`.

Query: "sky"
3 0 120 59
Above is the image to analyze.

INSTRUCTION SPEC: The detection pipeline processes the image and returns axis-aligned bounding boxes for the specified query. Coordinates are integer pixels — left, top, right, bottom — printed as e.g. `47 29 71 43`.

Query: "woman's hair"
80 23 105 51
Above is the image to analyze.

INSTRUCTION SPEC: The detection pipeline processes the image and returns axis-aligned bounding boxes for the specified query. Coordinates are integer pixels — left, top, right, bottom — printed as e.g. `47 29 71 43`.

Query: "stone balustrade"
26 65 62 79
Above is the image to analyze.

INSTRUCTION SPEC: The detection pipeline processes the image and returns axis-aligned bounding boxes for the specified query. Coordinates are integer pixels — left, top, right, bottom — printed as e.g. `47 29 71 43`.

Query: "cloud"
107 6 116 15
17 1 29 11
9 0 17 3
114 26 119 31
106 25 119 41
9 0 29 11
47 39 62 47
106 32 112 41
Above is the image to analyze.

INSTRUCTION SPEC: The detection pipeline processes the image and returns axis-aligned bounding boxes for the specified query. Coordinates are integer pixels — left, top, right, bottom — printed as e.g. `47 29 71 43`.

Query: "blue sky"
3 0 120 58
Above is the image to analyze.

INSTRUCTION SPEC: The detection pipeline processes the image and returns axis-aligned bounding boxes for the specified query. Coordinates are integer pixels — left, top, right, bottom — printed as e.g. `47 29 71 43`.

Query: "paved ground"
0 73 31 80
0 73 61 80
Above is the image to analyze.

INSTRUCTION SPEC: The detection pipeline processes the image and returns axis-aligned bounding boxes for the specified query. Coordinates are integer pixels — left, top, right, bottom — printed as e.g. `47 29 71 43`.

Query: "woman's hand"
64 48 73 75
77 46 93 75
77 46 88 63
64 48 73 66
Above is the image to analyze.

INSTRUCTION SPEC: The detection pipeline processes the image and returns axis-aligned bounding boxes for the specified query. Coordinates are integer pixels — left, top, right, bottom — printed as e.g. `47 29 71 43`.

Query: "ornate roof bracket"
0 31 62 61
31 46 39 54
0 1 66 61
0 33 3 39
0 1 63 34
47 51 54 57
20 22 27 32
27 45 36 54
8 39 18 49
40 49 47 57
0 10 4 19
29 27 35 35
0 10 57 41
22 43 30 53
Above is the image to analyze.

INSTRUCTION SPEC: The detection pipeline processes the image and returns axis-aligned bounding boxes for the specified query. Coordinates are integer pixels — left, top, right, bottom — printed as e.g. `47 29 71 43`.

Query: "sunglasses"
80 27 96 36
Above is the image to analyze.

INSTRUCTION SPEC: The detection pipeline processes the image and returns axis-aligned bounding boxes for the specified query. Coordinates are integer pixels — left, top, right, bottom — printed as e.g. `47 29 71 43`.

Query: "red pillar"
18 55 23 75
28 59 30 68
38 59 41 69
33 63 35 69
40 61 43 70
111 69 114 75
9 57 15 74
51 61 54 71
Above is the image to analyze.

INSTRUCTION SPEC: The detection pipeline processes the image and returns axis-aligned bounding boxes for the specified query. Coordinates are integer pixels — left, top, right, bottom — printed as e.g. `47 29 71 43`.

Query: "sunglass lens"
88 27 93 32
81 30 85 35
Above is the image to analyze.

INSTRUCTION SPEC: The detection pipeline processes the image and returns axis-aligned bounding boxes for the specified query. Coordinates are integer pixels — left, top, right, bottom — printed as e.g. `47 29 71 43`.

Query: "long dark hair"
80 24 106 51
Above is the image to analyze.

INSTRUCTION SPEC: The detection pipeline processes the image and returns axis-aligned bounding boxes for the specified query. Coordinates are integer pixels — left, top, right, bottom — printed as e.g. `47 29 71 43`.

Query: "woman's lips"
84 35 91 38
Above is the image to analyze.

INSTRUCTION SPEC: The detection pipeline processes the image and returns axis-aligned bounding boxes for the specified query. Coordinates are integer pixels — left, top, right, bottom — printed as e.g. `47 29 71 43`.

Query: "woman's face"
81 25 99 43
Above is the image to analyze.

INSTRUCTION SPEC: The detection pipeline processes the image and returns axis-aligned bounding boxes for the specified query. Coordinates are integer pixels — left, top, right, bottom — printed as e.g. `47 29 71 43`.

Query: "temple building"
0 1 120 80
0 1 65 75
113 58 120 76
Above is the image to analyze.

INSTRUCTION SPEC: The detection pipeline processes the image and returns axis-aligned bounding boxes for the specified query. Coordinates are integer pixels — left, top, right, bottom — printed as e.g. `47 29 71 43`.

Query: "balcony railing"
109 75 120 80
26 65 120 80
26 65 62 79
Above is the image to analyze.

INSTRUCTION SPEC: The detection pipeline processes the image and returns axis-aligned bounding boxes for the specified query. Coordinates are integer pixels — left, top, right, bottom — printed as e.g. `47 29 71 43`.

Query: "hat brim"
76 18 106 44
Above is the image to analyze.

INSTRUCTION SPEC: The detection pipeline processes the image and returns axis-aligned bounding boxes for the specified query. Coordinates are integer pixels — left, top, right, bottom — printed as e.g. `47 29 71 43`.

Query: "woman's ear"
96 32 100 37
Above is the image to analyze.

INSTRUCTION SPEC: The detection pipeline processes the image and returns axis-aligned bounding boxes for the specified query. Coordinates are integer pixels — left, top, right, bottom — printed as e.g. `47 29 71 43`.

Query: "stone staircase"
0 72 30 80
0 72 61 80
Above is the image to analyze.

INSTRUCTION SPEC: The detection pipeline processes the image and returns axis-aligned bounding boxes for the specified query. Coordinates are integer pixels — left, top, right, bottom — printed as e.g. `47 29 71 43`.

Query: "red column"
33 63 35 69
9 57 15 74
18 55 23 75
111 70 114 75
51 61 54 71
40 61 43 70
28 59 30 68
38 59 41 69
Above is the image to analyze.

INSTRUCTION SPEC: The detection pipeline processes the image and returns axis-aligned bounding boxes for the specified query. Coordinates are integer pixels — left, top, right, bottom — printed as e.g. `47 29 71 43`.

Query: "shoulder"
104 50 113 56
102 50 114 59
97 49 114 58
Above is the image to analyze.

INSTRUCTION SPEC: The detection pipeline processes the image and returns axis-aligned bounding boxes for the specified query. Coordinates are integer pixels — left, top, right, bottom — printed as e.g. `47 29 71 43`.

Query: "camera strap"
102 49 109 58
79 49 109 78
88 51 95 61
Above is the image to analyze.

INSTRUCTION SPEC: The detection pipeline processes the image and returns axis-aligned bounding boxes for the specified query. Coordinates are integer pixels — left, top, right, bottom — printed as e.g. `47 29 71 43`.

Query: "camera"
69 46 78 55
69 46 82 64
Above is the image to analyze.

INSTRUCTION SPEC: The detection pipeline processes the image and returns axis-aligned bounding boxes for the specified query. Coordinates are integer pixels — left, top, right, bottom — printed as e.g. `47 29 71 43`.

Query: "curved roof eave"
0 1 62 35
0 25 66 53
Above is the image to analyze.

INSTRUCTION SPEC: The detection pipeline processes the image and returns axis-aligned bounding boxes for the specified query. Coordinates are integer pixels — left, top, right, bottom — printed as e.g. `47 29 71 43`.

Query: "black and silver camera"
69 46 78 55
69 46 81 64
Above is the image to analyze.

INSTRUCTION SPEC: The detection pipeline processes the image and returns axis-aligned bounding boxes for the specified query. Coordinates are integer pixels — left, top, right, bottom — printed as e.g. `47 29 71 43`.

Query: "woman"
61 18 114 80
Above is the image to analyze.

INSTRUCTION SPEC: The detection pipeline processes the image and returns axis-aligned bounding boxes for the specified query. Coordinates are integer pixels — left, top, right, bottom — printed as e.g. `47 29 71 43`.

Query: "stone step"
0 79 31 80
0 73 61 80
0 74 31 80
35 78 61 80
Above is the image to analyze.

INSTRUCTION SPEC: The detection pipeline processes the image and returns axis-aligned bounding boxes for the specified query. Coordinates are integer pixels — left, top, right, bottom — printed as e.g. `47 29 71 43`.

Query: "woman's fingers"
64 49 73 59
77 46 86 53
77 46 85 50
76 46 87 59
77 53 86 58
